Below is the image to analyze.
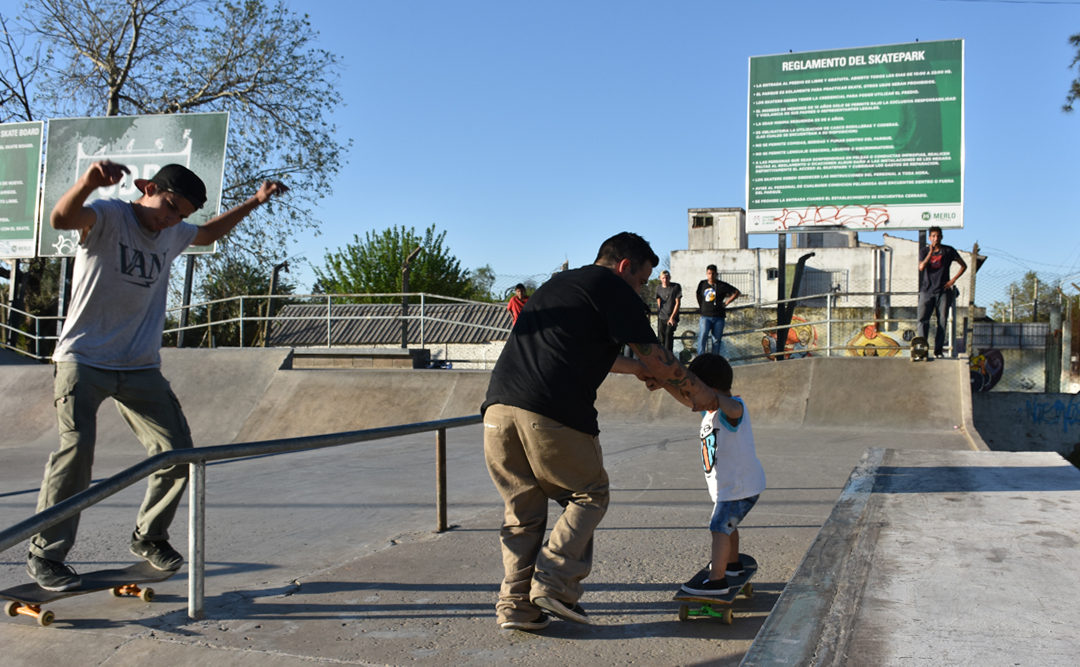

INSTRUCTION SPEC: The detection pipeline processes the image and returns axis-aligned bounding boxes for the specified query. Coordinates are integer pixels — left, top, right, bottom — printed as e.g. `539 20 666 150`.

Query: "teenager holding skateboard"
27 160 286 591
679 353 765 597
916 226 967 360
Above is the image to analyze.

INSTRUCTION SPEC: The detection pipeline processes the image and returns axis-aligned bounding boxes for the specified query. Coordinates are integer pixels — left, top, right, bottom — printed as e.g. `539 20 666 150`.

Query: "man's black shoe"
130 533 183 571
26 553 81 592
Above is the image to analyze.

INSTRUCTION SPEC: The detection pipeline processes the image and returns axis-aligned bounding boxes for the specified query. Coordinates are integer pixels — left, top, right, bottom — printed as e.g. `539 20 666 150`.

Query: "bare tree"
0 13 40 122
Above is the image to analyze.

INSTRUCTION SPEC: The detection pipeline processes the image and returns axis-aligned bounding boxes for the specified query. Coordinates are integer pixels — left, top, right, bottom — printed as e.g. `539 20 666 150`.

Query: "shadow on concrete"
872 463 1080 493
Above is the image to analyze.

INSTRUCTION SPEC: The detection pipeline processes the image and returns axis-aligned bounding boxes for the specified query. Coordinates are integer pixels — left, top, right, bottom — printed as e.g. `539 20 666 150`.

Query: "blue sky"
294 0 1080 296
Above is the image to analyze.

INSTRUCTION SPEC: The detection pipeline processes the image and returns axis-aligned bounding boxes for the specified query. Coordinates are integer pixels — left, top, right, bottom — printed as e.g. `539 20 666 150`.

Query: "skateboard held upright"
910 336 929 362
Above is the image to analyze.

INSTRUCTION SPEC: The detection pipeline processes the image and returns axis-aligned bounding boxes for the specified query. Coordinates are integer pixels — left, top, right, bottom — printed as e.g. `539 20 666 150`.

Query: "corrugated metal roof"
268 303 512 346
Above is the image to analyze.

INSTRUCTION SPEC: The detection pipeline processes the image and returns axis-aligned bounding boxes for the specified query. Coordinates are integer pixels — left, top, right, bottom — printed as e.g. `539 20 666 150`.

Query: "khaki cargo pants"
483 404 609 624
29 362 193 562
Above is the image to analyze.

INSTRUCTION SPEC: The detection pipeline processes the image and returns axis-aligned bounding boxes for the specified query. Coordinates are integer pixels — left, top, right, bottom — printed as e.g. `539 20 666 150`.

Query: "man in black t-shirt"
695 264 740 356
917 226 967 359
482 232 720 631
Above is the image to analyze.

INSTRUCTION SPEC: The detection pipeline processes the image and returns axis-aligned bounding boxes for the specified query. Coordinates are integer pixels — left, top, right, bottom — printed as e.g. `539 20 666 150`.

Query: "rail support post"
436 428 447 532
188 461 206 619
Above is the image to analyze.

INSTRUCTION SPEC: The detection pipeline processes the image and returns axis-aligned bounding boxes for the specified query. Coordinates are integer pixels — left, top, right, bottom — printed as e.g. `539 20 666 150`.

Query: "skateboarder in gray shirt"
27 160 286 591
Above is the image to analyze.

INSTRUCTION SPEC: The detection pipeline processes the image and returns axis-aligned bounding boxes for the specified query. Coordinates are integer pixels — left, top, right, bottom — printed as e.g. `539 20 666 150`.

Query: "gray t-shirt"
52 198 199 370
656 282 682 320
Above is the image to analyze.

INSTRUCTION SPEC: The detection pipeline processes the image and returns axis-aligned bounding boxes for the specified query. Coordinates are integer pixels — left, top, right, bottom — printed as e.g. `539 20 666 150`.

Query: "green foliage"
314 224 477 302
467 264 499 302
174 255 296 347
988 271 1059 322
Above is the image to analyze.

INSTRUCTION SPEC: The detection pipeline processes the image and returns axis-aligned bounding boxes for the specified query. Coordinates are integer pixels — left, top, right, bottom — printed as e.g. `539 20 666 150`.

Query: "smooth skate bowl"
1 348 1077 665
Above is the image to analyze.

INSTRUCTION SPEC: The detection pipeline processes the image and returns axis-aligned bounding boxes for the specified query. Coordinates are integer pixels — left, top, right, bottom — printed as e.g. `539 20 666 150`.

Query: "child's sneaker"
681 576 731 596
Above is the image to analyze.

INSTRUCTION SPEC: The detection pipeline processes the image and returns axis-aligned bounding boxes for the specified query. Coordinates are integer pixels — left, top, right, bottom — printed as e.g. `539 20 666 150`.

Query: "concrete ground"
0 349 1065 665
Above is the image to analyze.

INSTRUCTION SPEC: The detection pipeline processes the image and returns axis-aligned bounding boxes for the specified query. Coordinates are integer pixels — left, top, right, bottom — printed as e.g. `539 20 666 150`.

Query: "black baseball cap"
134 164 207 210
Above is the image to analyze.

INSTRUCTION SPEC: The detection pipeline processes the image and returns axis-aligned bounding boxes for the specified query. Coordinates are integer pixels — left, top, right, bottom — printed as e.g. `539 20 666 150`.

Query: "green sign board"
0 121 44 259
38 112 229 257
746 39 963 233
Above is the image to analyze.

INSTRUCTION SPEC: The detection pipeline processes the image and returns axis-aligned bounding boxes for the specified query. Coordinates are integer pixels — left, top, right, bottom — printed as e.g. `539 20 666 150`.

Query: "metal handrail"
0 414 482 619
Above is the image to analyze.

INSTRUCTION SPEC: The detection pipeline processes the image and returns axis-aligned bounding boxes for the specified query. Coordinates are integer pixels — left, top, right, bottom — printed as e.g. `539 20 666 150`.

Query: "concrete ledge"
743 448 1080 665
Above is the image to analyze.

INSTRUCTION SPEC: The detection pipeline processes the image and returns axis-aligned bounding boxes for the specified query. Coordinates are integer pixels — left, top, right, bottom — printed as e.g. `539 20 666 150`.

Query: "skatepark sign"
0 121 44 260
37 112 229 257
746 39 963 234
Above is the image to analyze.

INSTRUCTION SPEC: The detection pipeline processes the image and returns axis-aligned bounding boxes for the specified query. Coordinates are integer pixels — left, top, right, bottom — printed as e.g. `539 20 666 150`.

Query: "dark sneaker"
681 576 731 596
533 596 590 624
130 533 183 571
725 561 745 577
26 553 81 592
499 613 551 631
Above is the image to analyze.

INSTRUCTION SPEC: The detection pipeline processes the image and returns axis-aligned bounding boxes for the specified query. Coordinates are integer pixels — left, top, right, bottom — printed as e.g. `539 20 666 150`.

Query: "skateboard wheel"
111 587 123 597
722 608 734 625
4 600 19 617
742 582 754 598
678 605 689 622
39 609 55 627
140 587 155 602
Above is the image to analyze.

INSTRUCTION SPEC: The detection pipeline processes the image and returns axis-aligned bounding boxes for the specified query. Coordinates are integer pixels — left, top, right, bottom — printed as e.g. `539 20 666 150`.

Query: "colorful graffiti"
761 316 818 360
845 323 900 357
970 349 1005 392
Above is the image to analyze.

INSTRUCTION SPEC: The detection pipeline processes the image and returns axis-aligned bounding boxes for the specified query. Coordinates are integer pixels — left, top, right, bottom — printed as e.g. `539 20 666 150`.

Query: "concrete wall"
973 391 1080 457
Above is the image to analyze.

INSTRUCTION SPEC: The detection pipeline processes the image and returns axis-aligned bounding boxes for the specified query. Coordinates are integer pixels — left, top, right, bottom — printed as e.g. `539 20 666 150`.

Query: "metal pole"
178 255 195 348
326 295 332 347
188 461 206 619
239 297 244 348
436 428 447 532
826 292 833 357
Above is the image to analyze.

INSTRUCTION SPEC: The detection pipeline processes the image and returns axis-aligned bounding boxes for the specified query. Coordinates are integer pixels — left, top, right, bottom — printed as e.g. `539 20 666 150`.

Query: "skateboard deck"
910 336 929 362
2 561 176 626
673 553 758 624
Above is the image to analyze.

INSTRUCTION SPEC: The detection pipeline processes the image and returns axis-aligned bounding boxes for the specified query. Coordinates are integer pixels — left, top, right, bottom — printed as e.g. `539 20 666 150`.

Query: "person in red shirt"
506 283 529 326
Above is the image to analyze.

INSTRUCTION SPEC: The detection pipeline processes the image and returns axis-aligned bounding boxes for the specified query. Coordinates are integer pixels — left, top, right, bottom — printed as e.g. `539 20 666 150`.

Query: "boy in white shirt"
680 353 765 595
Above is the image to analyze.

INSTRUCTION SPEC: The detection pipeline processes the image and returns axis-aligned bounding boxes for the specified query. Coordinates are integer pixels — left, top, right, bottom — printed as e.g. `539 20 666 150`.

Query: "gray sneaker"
499 613 550 631
130 533 183 571
26 554 81 592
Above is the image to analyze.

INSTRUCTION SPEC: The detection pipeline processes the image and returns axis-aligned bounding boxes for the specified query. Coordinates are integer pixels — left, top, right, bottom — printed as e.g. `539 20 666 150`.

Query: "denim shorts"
709 494 759 534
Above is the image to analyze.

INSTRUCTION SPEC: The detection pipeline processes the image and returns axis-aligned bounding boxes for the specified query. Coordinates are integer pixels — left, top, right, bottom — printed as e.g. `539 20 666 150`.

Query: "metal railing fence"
0 415 482 620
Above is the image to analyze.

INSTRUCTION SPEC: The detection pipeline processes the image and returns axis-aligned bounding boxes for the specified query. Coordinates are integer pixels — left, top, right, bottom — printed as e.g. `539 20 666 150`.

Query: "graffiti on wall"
845 323 901 357
970 349 1004 392
1023 395 1080 435
761 316 818 360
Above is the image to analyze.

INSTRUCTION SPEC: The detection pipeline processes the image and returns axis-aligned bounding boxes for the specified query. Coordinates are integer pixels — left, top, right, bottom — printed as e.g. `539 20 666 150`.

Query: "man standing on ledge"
27 161 287 591
695 264 740 356
917 225 967 360
482 232 721 631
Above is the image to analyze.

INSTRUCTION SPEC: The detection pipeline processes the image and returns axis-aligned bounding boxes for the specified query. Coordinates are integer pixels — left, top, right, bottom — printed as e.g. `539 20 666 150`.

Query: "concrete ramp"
597 357 980 440
0 348 290 456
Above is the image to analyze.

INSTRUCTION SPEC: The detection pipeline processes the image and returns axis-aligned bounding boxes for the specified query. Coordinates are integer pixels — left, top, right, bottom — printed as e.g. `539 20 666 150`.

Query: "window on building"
691 215 713 228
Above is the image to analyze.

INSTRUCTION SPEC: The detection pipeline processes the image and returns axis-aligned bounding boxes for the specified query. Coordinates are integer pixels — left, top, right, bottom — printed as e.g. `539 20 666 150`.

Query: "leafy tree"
467 264 498 302
988 271 1059 322
173 255 295 347
314 224 478 302
1 0 347 304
